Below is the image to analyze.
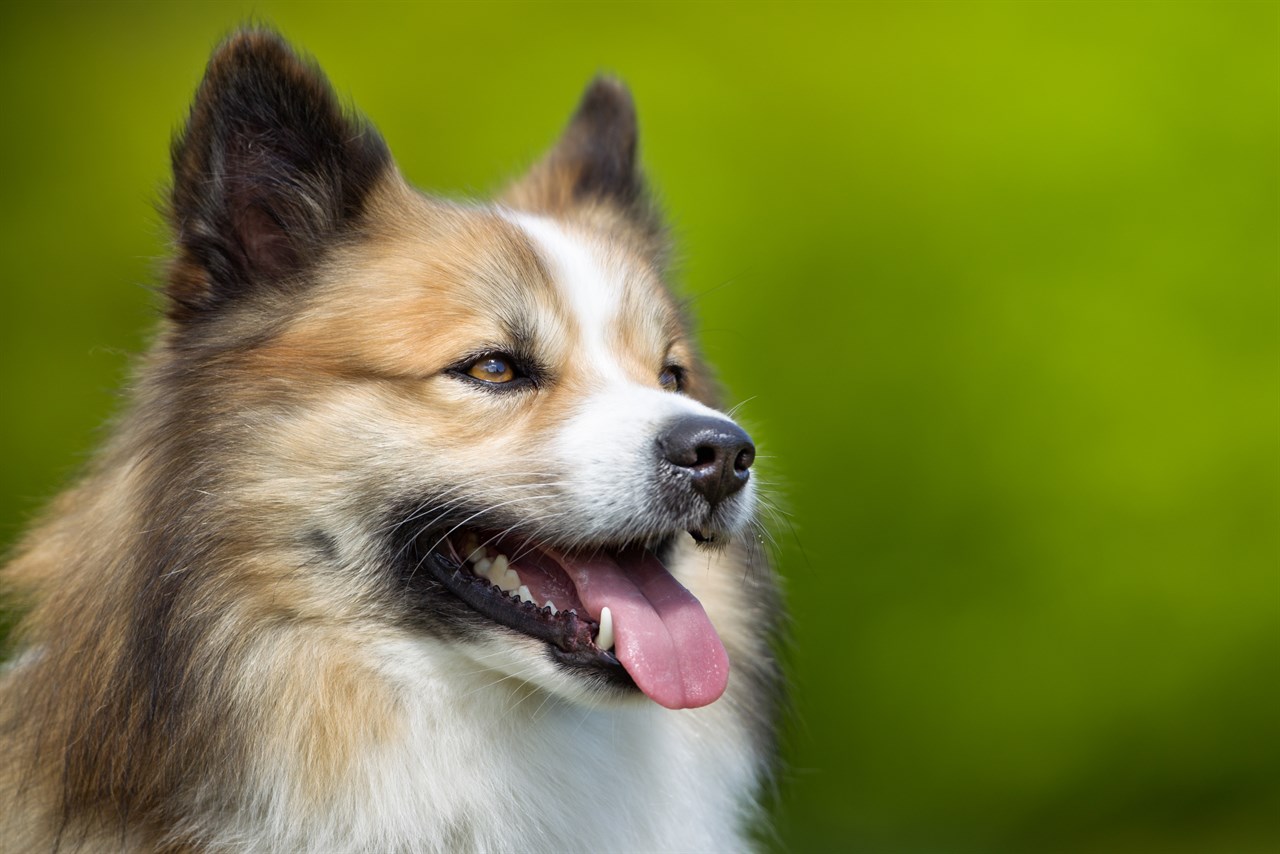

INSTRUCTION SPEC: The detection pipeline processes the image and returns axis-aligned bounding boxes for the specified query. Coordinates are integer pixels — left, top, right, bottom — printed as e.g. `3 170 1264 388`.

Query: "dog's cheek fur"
0 31 784 852
0 347 401 845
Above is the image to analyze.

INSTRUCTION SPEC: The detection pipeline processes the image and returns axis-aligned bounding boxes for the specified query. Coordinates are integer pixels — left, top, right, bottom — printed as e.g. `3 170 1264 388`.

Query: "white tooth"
474 558 492 576
495 569 521 593
596 606 614 652
517 585 534 604
490 555 509 575
544 600 558 615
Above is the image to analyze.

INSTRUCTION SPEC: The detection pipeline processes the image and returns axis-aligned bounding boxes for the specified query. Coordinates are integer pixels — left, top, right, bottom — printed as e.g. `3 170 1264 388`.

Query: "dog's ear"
504 78 664 246
166 30 391 321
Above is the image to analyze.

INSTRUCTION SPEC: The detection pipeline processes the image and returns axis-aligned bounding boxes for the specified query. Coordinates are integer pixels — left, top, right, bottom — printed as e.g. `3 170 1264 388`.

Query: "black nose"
656 415 755 507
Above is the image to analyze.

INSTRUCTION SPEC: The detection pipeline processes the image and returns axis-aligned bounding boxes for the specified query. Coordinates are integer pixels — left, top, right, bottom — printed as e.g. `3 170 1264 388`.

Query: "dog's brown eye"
659 366 684 392
468 356 515 384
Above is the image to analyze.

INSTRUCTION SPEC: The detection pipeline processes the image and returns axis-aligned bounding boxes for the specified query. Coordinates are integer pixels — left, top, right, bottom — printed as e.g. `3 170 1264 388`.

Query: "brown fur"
0 30 782 852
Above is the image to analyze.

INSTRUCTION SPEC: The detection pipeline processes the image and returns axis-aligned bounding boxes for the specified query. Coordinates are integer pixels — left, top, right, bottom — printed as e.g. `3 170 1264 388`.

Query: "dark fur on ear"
505 77 663 245
167 30 391 322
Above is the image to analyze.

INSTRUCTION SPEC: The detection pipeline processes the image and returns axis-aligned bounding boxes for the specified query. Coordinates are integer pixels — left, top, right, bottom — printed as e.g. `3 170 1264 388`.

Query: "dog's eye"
466 355 517 384
659 365 685 393
450 350 540 392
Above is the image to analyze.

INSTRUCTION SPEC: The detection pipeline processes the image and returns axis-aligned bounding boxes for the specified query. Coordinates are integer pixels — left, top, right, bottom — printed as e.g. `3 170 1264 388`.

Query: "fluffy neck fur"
0 385 779 851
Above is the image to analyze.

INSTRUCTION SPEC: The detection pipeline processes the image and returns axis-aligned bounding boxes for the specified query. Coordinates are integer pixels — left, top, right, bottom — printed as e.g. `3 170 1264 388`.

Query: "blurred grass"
1 2 1276 852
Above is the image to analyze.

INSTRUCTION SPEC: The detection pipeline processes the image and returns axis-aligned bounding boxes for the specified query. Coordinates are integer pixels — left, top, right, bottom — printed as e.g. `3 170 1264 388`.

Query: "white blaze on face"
505 212 754 540
506 212 627 383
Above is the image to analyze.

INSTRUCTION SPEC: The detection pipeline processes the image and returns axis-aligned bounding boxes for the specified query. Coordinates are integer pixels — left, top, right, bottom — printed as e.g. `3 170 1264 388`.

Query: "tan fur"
0 33 781 852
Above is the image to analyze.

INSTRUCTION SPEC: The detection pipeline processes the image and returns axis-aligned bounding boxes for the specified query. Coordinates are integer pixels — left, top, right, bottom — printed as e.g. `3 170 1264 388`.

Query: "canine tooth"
468 548 486 564
517 585 534 604
544 600 558 615
462 532 479 556
474 558 492 576
495 569 521 593
596 607 614 652
490 555 508 575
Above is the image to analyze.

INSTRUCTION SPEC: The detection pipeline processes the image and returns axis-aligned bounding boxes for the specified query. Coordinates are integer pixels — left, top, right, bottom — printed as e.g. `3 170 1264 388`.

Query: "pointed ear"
504 77 663 241
166 30 391 321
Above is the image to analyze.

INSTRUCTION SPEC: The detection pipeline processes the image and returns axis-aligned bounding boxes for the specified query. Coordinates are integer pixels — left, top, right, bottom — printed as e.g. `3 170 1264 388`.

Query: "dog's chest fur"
0 30 784 852
220 641 759 852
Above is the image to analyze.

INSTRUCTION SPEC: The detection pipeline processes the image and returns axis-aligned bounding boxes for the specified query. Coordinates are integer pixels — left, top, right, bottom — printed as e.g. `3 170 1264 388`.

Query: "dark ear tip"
174 28 323 179
202 28 313 88
210 27 293 64
574 75 637 134
503 73 657 232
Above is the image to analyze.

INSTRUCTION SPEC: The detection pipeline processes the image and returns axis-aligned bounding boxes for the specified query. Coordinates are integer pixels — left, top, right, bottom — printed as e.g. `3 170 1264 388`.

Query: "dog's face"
165 33 756 711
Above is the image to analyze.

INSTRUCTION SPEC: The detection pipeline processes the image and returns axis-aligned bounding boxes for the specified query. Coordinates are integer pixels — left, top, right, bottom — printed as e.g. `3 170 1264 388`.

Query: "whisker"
373 471 562 537
385 481 562 565
725 396 757 419
402 494 562 586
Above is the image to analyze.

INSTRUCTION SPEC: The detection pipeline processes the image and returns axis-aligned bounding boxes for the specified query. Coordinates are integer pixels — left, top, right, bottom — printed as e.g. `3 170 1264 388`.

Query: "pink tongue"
552 550 729 710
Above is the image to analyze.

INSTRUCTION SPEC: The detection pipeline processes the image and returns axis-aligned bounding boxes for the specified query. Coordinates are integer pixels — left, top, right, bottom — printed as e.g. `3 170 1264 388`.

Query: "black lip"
427 548 601 654
394 525 632 683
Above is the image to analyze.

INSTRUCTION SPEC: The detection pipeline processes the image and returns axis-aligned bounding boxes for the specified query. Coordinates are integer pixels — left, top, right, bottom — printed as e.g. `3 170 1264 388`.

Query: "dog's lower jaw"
386 509 743 711
241 534 768 853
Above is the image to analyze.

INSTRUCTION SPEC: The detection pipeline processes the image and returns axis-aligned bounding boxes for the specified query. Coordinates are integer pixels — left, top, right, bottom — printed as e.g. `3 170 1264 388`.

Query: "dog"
0 30 783 852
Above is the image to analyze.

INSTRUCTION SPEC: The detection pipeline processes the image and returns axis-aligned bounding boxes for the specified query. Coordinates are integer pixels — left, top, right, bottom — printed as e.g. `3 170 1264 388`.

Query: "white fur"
506 214 756 543
208 632 759 853
506 212 627 383
192 215 767 852
552 384 756 540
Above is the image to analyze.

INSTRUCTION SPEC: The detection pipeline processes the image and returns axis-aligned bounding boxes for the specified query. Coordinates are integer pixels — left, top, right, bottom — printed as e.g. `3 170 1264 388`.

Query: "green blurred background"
1 2 1276 851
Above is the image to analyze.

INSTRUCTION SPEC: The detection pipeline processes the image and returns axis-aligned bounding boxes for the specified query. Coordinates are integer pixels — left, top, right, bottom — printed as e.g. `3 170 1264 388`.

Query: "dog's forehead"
507 213 619 341
500 212 679 370
386 205 560 318
282 195 680 380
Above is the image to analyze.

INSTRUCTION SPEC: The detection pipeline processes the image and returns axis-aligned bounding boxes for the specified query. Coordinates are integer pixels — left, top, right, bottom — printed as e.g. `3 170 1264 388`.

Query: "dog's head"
161 32 758 710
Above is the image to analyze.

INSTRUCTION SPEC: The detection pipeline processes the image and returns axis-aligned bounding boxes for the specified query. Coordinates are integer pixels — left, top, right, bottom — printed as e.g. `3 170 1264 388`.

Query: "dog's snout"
657 415 755 506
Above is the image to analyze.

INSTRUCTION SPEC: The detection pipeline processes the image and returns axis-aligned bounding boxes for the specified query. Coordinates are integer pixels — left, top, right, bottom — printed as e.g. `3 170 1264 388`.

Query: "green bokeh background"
1 2 1276 851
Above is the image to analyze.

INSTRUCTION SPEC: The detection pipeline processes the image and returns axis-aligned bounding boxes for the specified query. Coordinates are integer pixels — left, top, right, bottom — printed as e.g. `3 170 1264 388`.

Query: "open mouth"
407 527 730 710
